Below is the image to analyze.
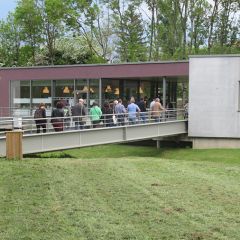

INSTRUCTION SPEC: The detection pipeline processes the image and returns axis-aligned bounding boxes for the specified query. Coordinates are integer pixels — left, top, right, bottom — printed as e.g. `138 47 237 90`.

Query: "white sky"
0 0 17 20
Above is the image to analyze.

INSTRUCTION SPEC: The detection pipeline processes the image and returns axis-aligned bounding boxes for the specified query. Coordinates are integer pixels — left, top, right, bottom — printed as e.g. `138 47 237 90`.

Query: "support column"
99 78 102 108
6 130 23 160
87 79 90 109
157 140 161 149
163 77 166 108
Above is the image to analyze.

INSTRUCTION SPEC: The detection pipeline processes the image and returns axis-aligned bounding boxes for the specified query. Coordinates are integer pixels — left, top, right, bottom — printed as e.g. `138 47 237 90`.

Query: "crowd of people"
34 96 187 133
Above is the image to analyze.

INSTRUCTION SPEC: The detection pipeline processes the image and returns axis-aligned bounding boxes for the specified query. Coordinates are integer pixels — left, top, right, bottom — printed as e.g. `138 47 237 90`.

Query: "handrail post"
6 130 23 160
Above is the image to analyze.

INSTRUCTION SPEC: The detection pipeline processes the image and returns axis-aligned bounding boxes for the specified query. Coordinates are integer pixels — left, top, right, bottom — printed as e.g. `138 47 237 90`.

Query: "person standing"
51 102 64 131
137 97 147 123
71 98 86 130
150 98 156 109
101 101 114 127
90 102 102 128
151 98 165 122
127 97 140 125
115 99 126 126
34 103 47 133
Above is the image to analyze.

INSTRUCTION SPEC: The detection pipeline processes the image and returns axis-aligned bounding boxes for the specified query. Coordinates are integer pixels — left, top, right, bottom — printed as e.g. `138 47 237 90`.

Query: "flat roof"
189 54 240 58
0 60 189 70
0 61 189 81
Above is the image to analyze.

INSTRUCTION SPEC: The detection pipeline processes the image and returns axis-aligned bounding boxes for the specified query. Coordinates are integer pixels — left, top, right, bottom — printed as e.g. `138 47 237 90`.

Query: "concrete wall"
192 138 240 149
189 55 240 138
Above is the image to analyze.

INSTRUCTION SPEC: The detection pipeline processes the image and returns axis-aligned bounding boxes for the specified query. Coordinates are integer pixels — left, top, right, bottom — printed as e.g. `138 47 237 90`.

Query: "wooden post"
6 131 23 160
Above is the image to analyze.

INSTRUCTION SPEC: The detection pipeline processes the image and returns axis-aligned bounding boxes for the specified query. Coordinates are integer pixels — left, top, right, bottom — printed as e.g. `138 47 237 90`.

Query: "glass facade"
10 77 188 116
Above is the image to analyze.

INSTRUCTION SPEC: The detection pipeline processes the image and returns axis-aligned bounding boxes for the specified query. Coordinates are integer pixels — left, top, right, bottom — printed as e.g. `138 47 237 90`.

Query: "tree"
111 1 147 62
14 0 43 64
215 1 240 47
33 36 106 65
63 0 111 61
0 14 21 66
188 0 209 54
37 0 65 65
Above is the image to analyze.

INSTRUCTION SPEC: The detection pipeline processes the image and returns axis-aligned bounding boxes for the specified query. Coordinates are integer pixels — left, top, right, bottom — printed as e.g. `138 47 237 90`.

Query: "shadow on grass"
26 152 75 159
25 144 162 159
22 141 240 164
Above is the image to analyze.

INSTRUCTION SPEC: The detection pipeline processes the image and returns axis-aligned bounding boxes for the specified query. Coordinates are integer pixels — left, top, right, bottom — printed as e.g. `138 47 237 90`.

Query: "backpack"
34 109 43 119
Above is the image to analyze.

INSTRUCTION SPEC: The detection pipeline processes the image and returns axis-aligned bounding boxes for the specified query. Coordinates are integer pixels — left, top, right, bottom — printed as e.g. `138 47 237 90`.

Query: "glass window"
32 80 52 112
139 81 151 99
11 80 30 116
166 79 177 108
176 79 188 109
75 79 88 109
102 79 119 104
75 79 100 110
53 80 74 107
124 80 138 102
89 79 99 107
166 77 188 109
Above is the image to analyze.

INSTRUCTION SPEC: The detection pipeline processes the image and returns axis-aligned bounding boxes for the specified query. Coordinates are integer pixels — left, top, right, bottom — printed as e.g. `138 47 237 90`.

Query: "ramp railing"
0 109 187 136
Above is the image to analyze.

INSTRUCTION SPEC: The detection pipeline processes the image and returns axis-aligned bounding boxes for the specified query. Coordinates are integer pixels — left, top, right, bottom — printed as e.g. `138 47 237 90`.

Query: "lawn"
0 145 240 240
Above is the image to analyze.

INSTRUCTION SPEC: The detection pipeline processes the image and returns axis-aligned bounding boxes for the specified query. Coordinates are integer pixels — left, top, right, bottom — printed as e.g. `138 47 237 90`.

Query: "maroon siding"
0 61 189 108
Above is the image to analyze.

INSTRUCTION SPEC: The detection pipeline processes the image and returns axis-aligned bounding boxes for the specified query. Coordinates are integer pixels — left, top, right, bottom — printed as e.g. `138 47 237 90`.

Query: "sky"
0 0 17 20
0 0 232 22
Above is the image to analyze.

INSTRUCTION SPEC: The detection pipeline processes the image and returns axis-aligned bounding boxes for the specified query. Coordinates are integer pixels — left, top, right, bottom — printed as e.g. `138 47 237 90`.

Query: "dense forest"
0 0 239 67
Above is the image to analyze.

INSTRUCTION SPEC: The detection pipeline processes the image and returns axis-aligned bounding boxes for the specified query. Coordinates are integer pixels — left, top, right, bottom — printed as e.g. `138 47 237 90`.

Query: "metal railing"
0 109 187 137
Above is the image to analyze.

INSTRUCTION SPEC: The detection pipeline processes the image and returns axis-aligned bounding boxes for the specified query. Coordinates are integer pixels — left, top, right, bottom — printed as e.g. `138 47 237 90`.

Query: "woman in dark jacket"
51 102 64 131
101 102 114 127
34 103 47 133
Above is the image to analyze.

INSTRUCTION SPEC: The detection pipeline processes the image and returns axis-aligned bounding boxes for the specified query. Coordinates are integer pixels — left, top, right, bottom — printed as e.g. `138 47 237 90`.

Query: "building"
0 61 188 116
1 54 240 148
189 54 240 148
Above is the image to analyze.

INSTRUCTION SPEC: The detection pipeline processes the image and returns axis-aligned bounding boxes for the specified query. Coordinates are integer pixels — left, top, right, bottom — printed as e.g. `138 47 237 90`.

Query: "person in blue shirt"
115 99 126 126
127 97 140 125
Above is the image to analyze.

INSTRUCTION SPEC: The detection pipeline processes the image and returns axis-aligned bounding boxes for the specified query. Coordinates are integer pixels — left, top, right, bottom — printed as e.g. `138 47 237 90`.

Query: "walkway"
0 110 187 156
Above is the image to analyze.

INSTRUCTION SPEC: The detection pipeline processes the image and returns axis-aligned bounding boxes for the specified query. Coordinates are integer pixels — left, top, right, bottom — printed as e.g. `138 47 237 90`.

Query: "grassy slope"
0 145 240 240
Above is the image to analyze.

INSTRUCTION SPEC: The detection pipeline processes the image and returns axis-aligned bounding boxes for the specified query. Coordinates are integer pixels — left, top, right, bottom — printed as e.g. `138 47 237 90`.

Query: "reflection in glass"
89 79 99 107
124 80 138 101
32 80 52 111
102 79 119 105
54 80 74 107
75 79 88 104
11 80 31 116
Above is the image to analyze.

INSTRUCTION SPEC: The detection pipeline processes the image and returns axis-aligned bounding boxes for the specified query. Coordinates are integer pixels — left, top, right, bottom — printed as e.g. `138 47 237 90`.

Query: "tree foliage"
0 0 239 66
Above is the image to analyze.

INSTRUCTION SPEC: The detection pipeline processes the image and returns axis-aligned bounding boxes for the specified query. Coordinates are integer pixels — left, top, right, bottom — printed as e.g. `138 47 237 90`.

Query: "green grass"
1 145 240 239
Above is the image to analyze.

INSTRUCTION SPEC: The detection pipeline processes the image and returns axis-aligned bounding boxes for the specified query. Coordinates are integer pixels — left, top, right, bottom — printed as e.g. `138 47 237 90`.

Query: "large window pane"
139 81 151 98
11 80 30 116
102 79 119 105
75 79 99 110
89 79 99 107
75 79 88 106
54 80 74 107
166 80 177 108
124 80 138 102
32 80 52 114
176 78 188 108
